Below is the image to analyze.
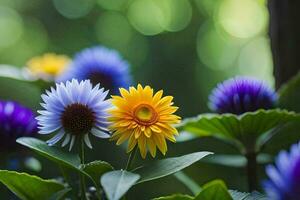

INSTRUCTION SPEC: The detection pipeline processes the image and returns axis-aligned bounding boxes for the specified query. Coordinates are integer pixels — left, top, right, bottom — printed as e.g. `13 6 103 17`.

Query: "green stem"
245 152 258 191
125 147 138 171
80 138 87 200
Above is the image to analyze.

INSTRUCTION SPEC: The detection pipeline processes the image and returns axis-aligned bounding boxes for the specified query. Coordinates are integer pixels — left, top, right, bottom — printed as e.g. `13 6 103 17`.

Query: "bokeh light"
127 0 192 35
216 0 268 39
97 0 127 11
0 6 23 49
197 22 240 70
53 0 95 19
95 12 133 48
127 0 164 36
155 0 192 32
238 37 274 85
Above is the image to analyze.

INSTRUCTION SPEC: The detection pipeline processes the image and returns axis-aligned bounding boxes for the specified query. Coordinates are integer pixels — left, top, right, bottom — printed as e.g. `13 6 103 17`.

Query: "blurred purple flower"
264 142 300 200
0 101 37 151
208 76 277 114
57 46 132 94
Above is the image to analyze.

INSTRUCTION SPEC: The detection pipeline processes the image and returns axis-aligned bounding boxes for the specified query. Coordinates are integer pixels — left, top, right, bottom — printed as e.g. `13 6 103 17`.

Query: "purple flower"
57 46 132 94
208 76 277 114
37 79 111 150
264 142 300 200
0 101 37 151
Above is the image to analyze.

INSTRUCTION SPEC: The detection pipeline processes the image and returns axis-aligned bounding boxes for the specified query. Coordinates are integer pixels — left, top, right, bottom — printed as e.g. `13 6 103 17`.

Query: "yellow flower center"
133 103 158 126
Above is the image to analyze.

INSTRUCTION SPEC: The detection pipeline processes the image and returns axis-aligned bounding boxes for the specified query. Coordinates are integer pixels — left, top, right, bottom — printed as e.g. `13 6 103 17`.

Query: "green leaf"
0 76 41 110
17 137 81 171
229 190 267 200
202 154 273 168
133 151 212 184
81 160 114 187
153 194 194 200
100 170 140 200
278 71 300 112
0 170 65 200
194 180 232 200
49 188 72 200
178 109 298 151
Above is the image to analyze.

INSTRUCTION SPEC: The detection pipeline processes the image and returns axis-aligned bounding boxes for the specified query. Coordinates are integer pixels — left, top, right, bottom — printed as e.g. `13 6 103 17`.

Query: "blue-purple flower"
0 101 37 151
57 46 132 94
37 79 112 150
264 142 300 200
209 76 277 115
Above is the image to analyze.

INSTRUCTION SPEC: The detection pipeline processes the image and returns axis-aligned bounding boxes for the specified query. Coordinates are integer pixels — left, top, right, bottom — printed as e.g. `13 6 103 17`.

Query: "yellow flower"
27 53 70 79
109 84 181 158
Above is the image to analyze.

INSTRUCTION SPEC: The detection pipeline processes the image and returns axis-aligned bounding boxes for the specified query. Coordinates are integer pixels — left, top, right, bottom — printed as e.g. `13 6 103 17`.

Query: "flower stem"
80 138 87 200
245 152 258 191
125 147 138 171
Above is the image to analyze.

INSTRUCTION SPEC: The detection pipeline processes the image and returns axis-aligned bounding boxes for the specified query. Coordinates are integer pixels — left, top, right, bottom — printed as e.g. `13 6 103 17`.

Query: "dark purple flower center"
62 103 95 135
89 72 114 93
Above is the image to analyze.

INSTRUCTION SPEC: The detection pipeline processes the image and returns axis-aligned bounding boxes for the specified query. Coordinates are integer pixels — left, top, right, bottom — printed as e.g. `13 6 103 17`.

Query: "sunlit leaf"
194 180 232 200
133 151 212 184
178 109 298 151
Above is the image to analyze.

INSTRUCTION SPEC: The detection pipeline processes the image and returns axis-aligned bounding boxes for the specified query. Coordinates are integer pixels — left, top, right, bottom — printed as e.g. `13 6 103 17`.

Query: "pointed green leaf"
153 194 194 200
178 109 298 150
194 180 232 200
81 160 114 187
0 170 65 200
133 151 212 184
101 170 140 200
17 137 81 170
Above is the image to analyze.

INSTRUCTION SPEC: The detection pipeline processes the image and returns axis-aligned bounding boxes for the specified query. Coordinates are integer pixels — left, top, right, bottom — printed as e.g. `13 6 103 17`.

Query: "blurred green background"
0 0 275 199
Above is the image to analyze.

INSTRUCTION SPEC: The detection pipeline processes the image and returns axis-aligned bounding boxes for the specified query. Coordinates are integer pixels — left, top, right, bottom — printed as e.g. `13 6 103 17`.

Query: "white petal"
62 133 71 147
69 135 76 151
84 134 92 149
91 128 110 138
47 130 65 146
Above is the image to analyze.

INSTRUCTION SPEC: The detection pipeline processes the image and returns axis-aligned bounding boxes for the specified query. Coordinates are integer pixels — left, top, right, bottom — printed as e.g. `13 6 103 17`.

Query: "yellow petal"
144 127 152 138
147 138 157 157
138 136 147 158
127 134 137 152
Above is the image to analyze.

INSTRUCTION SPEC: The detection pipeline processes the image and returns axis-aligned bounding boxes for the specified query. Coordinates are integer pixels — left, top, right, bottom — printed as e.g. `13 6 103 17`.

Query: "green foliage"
81 160 114 187
0 76 41 110
0 170 65 200
194 180 232 200
17 137 81 172
133 151 213 184
154 180 232 200
153 194 194 200
174 171 201 195
49 188 72 200
202 154 273 168
278 71 300 112
100 170 140 200
178 109 298 152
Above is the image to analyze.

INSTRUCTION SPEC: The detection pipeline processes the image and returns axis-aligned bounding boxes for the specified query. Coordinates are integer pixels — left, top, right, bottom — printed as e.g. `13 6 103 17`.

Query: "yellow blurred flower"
109 84 181 158
27 53 70 79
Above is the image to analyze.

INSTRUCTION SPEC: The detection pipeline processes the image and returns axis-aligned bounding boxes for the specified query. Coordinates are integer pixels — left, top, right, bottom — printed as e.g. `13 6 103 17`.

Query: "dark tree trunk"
268 0 300 89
